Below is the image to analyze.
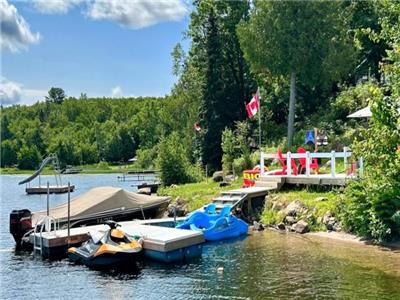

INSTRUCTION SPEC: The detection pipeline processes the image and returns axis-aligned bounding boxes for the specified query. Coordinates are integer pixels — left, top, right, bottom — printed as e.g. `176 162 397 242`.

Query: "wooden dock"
29 218 204 263
26 185 75 194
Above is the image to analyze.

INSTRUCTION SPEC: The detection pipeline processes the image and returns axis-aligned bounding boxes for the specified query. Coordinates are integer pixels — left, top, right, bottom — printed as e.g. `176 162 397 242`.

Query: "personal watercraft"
68 221 142 269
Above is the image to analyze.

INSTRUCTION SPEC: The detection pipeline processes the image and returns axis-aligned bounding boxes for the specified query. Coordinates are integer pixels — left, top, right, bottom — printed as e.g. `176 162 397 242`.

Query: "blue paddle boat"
176 204 248 241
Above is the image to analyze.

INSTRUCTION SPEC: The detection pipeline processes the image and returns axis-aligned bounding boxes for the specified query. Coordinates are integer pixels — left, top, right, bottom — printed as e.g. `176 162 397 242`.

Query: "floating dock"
29 218 204 263
26 185 75 194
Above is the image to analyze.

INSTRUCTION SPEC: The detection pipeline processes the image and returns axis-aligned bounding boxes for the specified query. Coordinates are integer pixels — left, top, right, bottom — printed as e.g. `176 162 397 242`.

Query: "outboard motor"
10 209 32 248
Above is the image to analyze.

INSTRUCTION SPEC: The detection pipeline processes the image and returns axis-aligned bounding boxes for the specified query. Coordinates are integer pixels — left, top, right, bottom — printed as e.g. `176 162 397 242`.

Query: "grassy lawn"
158 178 243 211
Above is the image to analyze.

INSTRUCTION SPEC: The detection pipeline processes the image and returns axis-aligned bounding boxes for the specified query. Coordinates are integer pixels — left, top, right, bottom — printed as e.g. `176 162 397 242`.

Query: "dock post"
287 152 292 176
306 151 311 177
358 157 364 177
260 153 265 176
331 151 336 177
67 182 70 245
47 182 50 216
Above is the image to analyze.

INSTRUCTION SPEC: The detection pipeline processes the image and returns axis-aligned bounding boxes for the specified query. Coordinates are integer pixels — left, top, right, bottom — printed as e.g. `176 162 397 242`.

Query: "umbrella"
347 106 372 118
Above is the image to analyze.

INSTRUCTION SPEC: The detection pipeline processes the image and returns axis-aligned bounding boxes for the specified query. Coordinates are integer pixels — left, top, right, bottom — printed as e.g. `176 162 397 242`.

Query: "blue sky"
1 0 190 105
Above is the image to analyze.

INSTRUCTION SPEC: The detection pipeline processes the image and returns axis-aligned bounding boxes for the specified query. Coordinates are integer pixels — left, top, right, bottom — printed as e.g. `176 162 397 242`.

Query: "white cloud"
111 85 123 98
33 0 85 14
32 0 188 29
0 77 47 106
87 0 188 29
0 0 41 52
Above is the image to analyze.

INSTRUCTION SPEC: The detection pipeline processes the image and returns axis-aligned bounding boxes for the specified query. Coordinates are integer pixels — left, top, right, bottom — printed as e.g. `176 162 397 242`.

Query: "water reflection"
1 175 400 299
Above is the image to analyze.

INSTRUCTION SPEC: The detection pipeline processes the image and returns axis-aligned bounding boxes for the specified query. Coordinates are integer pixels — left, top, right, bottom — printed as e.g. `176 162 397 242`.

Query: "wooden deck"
257 173 353 187
26 185 75 194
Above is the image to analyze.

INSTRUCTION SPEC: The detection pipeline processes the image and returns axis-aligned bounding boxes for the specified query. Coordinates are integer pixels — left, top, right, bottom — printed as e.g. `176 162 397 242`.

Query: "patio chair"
297 147 319 174
274 148 298 175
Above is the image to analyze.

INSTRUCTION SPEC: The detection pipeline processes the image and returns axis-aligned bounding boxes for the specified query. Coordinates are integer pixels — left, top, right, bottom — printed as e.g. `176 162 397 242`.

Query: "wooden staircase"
254 176 284 190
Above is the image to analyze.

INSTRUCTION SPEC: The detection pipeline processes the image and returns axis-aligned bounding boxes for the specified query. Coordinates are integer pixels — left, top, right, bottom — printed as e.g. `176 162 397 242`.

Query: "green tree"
1 140 17 167
189 0 255 171
17 145 42 169
238 0 355 148
157 132 192 186
221 128 235 174
46 87 66 104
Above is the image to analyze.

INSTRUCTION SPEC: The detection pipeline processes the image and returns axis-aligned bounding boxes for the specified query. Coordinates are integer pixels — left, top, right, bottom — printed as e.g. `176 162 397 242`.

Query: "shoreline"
263 227 400 251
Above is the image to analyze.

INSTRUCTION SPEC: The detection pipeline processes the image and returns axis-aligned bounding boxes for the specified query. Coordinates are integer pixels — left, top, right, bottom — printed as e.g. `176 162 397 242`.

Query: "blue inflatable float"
176 204 248 241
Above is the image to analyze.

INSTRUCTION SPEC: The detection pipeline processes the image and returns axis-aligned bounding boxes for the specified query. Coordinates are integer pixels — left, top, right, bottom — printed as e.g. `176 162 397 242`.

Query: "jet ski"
68 221 143 269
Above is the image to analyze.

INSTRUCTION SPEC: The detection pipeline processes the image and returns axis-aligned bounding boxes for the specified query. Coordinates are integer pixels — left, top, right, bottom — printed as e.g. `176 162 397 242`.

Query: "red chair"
274 148 298 175
297 147 319 174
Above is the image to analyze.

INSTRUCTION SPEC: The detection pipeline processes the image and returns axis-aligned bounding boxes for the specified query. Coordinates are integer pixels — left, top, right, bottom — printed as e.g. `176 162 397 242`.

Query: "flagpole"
258 89 262 150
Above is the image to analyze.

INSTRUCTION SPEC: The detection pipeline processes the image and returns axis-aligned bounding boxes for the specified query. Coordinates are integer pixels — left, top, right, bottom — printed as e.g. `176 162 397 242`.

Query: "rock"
272 201 284 211
219 181 230 187
284 200 305 217
170 184 178 188
166 197 189 217
224 174 236 182
322 211 332 225
315 196 328 202
292 220 309 234
212 171 224 182
277 222 286 230
137 187 151 195
285 216 296 225
253 221 264 231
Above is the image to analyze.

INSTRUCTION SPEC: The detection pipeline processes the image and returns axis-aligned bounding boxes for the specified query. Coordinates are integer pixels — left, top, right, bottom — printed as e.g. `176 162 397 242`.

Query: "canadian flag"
246 88 260 118
194 122 202 132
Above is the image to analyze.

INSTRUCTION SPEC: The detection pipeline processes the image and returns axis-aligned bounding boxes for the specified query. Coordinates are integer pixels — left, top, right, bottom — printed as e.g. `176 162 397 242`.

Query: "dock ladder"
33 216 59 256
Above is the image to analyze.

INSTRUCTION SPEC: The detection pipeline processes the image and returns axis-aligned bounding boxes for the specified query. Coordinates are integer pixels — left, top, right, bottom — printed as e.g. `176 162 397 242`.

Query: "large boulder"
212 171 224 182
291 220 309 234
285 216 296 225
272 201 284 212
166 196 189 217
284 200 305 217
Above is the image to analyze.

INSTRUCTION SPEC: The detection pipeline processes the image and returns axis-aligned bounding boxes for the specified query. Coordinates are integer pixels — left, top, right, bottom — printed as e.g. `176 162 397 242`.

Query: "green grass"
158 178 243 211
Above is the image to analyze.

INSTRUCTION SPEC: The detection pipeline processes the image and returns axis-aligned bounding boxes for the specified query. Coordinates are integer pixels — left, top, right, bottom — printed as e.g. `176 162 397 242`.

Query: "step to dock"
29 219 204 263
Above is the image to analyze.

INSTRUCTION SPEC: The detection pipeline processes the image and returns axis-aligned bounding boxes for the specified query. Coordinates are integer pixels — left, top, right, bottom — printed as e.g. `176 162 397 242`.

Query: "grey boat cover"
32 186 170 225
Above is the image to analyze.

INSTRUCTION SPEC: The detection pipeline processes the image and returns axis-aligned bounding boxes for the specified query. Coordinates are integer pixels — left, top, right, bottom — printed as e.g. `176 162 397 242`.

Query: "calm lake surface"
1 174 399 299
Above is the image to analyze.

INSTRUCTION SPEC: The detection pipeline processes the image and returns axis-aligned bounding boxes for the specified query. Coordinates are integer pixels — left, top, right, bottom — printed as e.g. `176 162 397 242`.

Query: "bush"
17 145 42 169
340 87 400 242
341 178 400 243
157 132 199 186
1 140 17 167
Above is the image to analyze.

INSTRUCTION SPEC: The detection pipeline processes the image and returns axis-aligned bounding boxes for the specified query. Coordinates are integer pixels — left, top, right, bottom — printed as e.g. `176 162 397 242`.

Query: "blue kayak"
176 204 248 241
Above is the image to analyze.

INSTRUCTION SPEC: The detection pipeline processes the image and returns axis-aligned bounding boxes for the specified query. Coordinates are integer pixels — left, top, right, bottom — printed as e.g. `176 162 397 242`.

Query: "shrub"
1 140 17 167
157 132 200 186
17 145 42 170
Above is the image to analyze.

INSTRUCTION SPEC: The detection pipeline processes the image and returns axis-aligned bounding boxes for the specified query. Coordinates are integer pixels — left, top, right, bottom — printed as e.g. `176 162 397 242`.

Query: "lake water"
1 174 400 299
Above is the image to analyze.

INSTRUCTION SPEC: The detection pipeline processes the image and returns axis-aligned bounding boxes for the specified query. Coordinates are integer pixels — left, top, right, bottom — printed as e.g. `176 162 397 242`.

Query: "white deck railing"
260 147 363 177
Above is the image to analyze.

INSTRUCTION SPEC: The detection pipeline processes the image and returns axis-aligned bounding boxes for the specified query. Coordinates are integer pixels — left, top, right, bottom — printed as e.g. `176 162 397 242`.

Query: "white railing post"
358 157 364 177
343 147 348 172
331 150 336 177
260 153 265 176
306 151 311 177
287 152 292 176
